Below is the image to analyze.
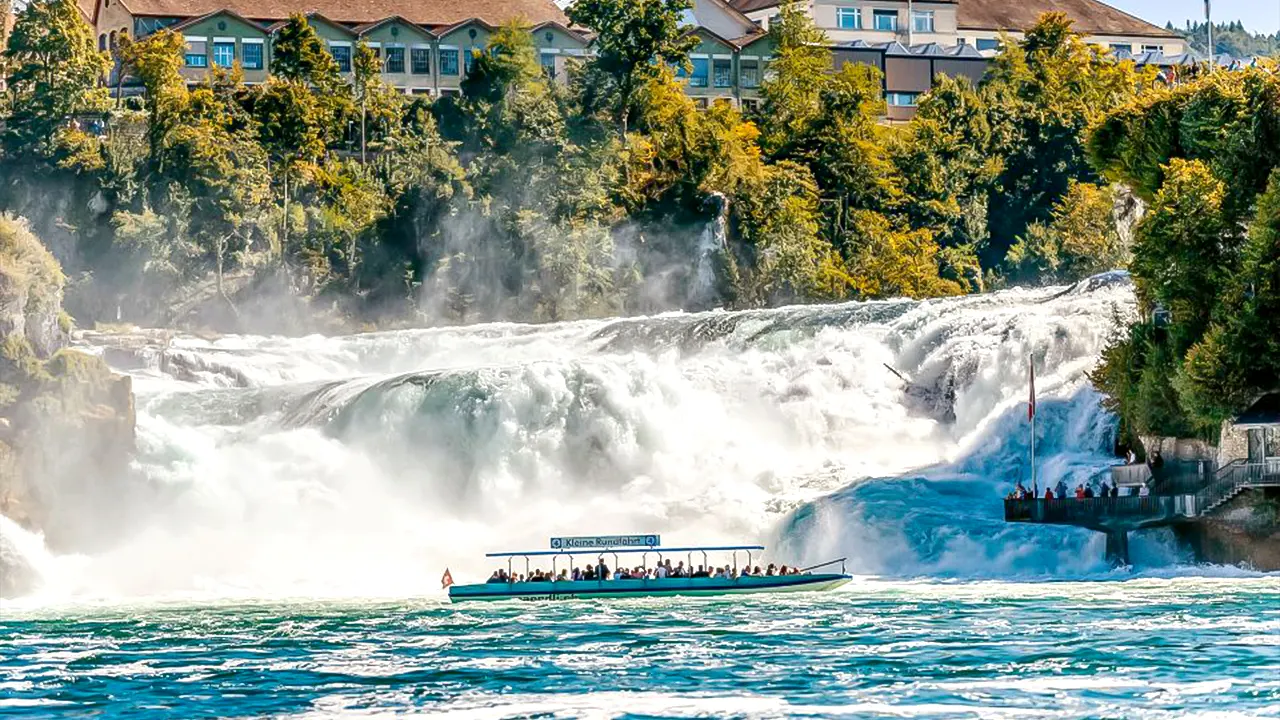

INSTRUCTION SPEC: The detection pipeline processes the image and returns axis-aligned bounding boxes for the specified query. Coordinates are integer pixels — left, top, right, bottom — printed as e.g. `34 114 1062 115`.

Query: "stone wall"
1176 489 1280 571
1218 420 1249 467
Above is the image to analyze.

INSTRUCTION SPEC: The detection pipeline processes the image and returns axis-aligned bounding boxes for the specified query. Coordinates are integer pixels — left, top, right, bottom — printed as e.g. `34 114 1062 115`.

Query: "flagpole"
1206 0 1214 70
1030 354 1037 496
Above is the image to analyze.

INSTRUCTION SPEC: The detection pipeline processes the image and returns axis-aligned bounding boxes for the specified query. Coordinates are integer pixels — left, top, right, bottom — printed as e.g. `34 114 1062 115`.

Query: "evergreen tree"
1 0 109 159
757 0 831 156
567 0 697 131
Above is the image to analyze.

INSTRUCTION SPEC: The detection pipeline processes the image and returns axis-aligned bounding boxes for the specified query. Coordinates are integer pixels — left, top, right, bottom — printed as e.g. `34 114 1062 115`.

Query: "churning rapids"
3 273 1187 603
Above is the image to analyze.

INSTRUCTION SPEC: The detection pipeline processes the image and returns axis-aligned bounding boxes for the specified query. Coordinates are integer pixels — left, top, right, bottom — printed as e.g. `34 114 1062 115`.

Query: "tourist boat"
446 534 852 603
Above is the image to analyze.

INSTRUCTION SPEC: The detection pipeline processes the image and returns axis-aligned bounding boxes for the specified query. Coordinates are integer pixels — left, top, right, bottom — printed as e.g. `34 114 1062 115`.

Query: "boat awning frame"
485 545 765 558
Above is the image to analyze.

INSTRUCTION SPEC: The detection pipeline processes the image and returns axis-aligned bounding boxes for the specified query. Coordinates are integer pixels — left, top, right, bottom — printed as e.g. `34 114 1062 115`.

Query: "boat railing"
798 557 848 575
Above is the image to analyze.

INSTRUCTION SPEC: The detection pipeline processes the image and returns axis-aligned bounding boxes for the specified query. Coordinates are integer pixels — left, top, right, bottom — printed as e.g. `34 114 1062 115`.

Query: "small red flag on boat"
1028 358 1036 421
441 568 454 589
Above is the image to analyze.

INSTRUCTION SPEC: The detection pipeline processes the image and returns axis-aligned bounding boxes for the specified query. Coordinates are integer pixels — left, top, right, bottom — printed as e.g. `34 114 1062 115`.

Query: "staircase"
1195 459 1280 516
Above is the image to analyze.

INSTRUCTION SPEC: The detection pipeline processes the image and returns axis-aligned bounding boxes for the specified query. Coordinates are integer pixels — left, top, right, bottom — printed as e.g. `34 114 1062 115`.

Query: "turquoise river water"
3 578 1279 718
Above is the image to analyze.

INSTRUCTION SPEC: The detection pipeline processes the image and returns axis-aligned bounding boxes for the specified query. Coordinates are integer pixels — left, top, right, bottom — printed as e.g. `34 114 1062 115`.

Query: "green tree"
1129 159 1236 341
757 0 831 156
1006 182 1128 283
351 40 401 162
270 14 343 91
116 30 187 174
1 0 109 159
980 12 1152 264
567 0 697 131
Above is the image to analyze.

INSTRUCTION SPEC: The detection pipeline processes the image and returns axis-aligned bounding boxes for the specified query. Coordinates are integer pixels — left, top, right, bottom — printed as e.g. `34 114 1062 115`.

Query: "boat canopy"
485 545 765 558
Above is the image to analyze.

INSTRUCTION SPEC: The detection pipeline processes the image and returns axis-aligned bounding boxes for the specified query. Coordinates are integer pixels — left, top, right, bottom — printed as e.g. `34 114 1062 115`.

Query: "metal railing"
1003 495 1185 529
1196 458 1280 514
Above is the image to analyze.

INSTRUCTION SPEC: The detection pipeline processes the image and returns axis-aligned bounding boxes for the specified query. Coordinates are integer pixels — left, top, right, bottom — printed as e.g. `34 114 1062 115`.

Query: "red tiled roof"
730 0 1174 39
957 0 1177 38
117 0 567 28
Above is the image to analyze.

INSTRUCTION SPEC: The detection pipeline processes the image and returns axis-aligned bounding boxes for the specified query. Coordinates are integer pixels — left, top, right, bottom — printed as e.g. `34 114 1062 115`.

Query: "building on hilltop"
83 0 586 97
731 0 1188 117
60 0 1204 118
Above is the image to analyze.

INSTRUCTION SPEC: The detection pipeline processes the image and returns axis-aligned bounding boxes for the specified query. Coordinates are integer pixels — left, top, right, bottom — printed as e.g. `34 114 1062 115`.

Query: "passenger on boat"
557 569 569 582
596 558 611 580
572 567 583 581
752 566 764 576
766 563 777 576
657 561 670 579
672 561 687 578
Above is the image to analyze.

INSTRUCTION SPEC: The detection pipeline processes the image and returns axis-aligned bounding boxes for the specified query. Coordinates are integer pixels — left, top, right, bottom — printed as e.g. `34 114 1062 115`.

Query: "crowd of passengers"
486 558 805 584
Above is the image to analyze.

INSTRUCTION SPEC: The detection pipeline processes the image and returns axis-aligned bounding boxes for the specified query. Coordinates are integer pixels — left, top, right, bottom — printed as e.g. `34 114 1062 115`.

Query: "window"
1142 44 1163 53
835 7 861 30
540 52 558 80
330 45 352 73
439 48 459 75
911 10 935 33
713 58 732 88
976 38 1000 51
213 41 235 68
1110 43 1133 54
99 34 107 51
464 49 476 74
185 39 208 68
411 47 430 74
873 10 898 32
957 37 967 46
740 59 760 88
741 98 760 113
886 92 919 107
242 42 263 70
686 57 716 87
385 46 405 74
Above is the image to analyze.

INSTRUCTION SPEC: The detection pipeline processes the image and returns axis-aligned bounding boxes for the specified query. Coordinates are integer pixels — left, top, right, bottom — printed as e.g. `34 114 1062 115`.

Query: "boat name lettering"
549 534 660 550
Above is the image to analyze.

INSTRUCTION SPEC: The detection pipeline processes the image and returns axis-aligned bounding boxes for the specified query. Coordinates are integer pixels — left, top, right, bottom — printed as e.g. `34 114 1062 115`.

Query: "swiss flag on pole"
1028 357 1036 421
441 568 454 589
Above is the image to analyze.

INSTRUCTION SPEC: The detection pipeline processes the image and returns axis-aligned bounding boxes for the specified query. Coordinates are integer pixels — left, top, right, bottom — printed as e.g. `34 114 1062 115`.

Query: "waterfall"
1 273 1142 601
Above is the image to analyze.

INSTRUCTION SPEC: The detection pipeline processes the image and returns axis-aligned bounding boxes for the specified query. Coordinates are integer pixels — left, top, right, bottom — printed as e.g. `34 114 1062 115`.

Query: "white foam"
5 275 1165 602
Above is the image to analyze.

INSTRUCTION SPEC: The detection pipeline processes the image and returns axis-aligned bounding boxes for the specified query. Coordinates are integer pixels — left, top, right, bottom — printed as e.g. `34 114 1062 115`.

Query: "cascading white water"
2 273 1148 602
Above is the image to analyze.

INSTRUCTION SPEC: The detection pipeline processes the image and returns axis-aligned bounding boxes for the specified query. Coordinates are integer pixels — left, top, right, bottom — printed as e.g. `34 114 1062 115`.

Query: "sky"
1110 0 1280 34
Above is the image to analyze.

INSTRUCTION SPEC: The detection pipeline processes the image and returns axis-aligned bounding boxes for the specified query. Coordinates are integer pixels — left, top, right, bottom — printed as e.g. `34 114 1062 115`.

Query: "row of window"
676 58 764 89
184 39 264 70
835 7 935 33
182 39 479 76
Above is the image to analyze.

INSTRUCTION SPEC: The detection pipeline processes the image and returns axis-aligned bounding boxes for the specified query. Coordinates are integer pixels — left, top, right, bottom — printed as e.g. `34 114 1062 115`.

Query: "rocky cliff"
0 215 134 594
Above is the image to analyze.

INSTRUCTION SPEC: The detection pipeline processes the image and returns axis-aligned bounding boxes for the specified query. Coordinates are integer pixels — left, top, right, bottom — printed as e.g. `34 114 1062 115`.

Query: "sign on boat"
447 536 852 603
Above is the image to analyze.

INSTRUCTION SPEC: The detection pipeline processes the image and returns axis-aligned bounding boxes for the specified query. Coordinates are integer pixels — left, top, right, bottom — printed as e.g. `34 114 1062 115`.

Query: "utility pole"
1205 0 1214 70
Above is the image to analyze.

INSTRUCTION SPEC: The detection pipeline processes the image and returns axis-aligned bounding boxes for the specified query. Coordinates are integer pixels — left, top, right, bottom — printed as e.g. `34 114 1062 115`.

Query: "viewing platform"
1004 459 1280 565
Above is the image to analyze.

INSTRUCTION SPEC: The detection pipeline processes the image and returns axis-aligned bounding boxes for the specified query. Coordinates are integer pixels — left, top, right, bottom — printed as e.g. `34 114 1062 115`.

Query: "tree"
351 40 400 162
116 30 187 174
1 0 109 158
1006 182 1127 284
567 0 697 131
980 12 1152 264
251 79 329 263
757 0 831 156
270 14 343 91
1129 159 1235 341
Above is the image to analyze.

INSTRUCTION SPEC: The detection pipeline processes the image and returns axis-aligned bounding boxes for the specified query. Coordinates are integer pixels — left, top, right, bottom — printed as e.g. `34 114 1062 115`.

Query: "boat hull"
448 573 852 603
